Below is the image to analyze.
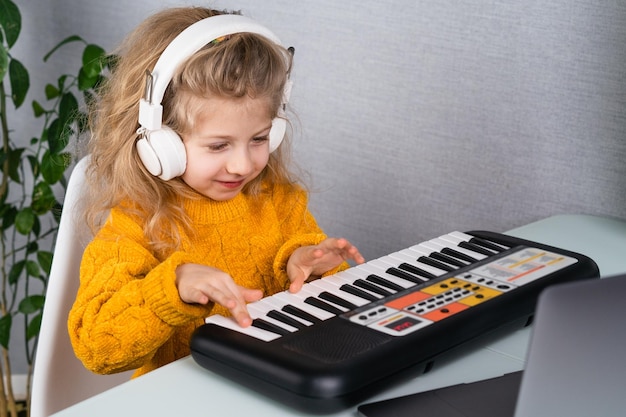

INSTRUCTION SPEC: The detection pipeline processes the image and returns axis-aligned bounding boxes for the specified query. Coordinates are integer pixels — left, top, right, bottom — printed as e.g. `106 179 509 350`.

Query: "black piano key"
430 251 468 268
282 305 321 324
318 291 358 310
469 236 508 253
252 318 291 336
441 247 479 263
267 310 308 330
395 264 437 281
417 256 455 272
366 274 407 292
459 241 495 256
354 279 394 297
305 296 345 315
387 267 421 283
340 284 379 302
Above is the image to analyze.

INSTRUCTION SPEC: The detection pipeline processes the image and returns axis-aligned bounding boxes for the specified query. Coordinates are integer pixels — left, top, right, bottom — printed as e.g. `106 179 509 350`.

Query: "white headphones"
136 14 293 180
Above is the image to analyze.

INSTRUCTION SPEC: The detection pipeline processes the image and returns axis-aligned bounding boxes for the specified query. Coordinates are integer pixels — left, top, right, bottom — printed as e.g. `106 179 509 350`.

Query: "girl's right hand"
175 263 263 327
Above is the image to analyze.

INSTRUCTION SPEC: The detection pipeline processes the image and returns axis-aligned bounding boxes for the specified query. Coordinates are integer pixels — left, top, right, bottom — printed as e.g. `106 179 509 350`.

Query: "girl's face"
180 96 272 201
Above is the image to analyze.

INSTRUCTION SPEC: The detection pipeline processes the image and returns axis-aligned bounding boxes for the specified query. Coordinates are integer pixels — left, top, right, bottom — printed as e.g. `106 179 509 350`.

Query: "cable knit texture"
68 182 344 377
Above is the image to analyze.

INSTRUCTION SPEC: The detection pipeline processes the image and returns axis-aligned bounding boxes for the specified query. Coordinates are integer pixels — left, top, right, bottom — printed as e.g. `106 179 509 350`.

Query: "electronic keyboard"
190 231 599 413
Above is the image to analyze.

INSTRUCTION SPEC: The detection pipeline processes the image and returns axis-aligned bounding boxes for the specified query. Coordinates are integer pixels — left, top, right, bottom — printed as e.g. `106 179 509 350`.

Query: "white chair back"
31 157 132 417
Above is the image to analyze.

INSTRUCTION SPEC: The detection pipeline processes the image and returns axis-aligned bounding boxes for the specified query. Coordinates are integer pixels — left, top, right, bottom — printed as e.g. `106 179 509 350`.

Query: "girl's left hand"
287 237 365 293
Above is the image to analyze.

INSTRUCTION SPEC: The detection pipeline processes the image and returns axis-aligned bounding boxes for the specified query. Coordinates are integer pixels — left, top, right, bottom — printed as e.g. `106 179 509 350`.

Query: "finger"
231 306 253 327
241 288 264 303
300 246 325 265
334 238 365 264
288 274 307 293
347 245 366 264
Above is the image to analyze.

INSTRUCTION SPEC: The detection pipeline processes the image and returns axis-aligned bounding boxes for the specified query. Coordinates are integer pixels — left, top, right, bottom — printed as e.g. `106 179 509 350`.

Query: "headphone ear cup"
268 117 287 152
136 126 187 180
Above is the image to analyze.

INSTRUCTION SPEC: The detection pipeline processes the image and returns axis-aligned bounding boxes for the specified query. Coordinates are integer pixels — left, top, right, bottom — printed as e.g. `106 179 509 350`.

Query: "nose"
225 146 253 176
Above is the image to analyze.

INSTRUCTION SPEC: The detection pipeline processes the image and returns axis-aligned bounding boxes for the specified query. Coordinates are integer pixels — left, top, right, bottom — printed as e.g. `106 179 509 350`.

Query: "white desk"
52 214 626 417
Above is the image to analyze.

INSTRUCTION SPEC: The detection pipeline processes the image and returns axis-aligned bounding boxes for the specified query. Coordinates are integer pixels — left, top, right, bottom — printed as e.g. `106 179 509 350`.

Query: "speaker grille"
281 321 391 364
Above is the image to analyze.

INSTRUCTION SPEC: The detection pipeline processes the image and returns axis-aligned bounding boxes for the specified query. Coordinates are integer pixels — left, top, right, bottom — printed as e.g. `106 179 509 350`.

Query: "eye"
252 135 269 145
207 142 228 152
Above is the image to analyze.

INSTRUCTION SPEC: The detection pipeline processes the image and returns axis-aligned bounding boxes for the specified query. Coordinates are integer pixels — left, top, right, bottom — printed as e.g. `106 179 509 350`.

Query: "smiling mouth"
218 180 244 189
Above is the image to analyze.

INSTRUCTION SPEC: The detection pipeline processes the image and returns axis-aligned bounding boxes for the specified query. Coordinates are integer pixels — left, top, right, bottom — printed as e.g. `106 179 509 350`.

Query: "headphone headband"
139 14 285 131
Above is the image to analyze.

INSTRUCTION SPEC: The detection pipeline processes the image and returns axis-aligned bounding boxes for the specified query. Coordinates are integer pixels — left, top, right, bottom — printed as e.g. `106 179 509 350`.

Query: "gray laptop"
358 274 626 417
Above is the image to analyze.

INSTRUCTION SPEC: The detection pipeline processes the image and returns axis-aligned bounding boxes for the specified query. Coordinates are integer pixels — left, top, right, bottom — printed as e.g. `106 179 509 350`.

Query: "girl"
68 6 364 378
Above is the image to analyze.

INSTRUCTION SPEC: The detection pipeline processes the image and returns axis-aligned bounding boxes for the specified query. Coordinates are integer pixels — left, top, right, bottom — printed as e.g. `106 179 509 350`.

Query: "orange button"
422 302 469 322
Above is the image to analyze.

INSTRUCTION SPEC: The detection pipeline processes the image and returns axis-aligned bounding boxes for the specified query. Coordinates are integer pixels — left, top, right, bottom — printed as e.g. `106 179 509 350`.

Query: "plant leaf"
37 251 53 275
0 0 21 48
9 57 29 108
58 92 78 127
32 100 45 117
1 206 17 231
19 295 45 314
27 154 39 177
27 313 43 341
26 240 38 254
0 314 12 349
41 151 70 183
44 83 60 100
77 66 99 90
47 117 72 154
15 206 35 234
82 44 105 78
25 260 40 277
31 181 57 214
32 214 41 237
0 44 8 80
8 146 24 182
8 260 24 284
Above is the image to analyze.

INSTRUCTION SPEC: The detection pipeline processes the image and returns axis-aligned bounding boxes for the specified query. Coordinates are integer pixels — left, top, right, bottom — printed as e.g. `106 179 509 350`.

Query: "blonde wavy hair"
82 7 298 253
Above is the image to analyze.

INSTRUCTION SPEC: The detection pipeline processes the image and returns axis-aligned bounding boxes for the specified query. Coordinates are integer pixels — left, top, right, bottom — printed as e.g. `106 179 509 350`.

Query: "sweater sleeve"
68 207 213 374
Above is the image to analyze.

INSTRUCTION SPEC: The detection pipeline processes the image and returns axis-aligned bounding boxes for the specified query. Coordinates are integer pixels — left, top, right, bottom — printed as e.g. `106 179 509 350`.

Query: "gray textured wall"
11 0 626 374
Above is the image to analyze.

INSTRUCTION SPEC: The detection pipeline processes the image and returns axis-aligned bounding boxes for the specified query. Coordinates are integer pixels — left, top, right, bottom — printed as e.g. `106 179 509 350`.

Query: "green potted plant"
0 0 111 415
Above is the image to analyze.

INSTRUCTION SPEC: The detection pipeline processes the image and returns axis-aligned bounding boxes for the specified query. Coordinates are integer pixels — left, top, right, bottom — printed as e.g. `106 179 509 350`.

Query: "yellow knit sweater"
68 182 336 378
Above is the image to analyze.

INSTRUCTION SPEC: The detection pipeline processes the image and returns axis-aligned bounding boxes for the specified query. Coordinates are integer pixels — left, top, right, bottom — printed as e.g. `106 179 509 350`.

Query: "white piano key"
261 294 289 309
355 261 390 276
401 244 431 257
419 240 443 253
449 231 476 241
321 271 359 286
247 301 275 318
357 260 401 278
291 284 324 300
205 314 279 342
